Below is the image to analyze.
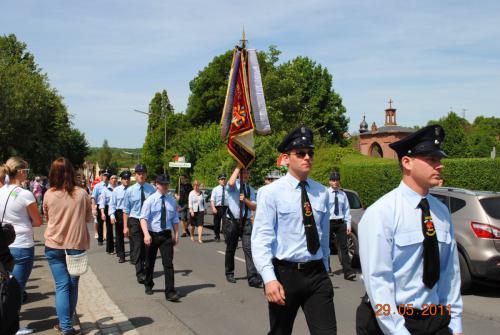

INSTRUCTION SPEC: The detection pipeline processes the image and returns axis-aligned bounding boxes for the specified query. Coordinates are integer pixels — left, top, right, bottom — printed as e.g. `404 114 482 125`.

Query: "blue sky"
2 0 499 147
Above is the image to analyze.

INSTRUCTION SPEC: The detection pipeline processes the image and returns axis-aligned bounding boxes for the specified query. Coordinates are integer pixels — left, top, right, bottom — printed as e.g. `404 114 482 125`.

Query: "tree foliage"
428 112 499 158
97 139 113 169
0 34 89 172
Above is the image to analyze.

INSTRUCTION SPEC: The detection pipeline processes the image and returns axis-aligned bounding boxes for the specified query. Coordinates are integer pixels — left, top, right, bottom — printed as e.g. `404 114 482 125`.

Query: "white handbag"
65 250 88 276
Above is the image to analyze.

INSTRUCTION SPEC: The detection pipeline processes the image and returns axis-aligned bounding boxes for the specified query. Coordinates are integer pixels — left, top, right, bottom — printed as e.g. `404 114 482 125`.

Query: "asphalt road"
88 227 500 334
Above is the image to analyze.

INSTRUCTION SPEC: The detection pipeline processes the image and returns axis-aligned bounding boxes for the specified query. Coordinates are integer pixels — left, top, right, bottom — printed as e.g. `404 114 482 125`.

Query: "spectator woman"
0 157 42 299
188 180 206 244
43 158 93 335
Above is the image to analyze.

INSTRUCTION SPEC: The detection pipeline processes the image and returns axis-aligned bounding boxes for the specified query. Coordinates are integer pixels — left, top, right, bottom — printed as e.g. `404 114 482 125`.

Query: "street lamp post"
134 109 167 173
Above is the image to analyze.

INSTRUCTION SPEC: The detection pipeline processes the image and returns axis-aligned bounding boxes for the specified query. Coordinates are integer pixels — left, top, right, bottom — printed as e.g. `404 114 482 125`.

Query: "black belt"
116 209 123 214
272 258 323 271
149 230 172 237
330 219 344 224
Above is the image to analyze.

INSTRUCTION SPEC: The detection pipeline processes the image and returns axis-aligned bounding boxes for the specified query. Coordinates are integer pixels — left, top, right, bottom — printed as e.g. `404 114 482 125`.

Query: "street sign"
168 162 191 168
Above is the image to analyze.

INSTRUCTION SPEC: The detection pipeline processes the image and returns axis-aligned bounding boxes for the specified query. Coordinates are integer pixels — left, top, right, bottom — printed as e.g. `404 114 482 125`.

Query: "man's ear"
401 156 413 172
283 153 290 166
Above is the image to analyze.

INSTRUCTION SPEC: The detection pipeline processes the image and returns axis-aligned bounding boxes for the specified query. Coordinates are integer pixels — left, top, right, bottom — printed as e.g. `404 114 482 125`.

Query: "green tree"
0 34 89 173
142 90 181 175
266 56 349 144
98 139 113 168
428 112 469 157
467 116 500 157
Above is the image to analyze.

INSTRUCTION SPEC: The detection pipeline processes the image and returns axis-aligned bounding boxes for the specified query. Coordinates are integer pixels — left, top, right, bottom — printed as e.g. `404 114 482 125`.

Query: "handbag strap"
0 186 15 227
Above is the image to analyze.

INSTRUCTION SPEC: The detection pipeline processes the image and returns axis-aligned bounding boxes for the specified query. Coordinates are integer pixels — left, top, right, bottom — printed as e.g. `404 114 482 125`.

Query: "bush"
334 157 500 207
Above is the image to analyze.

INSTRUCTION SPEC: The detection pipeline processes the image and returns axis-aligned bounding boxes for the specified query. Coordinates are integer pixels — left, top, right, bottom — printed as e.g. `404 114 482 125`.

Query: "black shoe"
118 258 125 263
181 233 187 237
166 291 180 302
344 271 356 281
137 276 145 284
248 281 263 288
215 237 220 242
145 286 153 295
226 275 236 283
97 241 103 246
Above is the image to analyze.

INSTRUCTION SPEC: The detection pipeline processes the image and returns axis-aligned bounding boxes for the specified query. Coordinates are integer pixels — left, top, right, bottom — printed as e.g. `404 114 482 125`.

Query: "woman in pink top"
43 158 92 335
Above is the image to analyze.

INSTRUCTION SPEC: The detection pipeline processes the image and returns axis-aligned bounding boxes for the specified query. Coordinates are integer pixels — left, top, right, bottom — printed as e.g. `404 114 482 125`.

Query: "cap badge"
435 139 439 144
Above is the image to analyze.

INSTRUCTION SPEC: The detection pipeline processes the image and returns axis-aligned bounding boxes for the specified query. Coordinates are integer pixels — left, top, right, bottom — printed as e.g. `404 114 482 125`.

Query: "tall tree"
428 112 469 157
98 139 113 169
142 89 178 175
0 34 89 172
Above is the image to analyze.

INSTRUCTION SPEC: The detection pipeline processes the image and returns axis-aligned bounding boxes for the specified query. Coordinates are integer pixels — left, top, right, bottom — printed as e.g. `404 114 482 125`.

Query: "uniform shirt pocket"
394 230 424 247
278 203 303 235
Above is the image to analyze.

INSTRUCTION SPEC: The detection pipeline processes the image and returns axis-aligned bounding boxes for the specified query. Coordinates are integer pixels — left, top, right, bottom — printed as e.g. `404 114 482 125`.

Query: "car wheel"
347 233 360 269
458 252 472 294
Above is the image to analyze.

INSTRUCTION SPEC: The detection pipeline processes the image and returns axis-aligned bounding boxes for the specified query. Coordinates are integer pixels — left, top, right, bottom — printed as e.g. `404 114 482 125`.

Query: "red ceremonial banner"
227 51 255 167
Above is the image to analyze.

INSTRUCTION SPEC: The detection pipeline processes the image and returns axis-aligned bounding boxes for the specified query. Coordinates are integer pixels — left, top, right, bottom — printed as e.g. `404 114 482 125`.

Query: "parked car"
429 187 500 293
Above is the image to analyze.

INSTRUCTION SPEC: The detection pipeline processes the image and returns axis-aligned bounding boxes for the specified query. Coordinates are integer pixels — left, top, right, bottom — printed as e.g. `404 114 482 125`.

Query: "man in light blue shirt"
99 174 117 254
223 166 261 287
327 171 355 280
357 125 463 335
210 173 228 242
109 170 131 263
91 169 110 245
252 125 336 334
123 164 156 284
140 174 180 302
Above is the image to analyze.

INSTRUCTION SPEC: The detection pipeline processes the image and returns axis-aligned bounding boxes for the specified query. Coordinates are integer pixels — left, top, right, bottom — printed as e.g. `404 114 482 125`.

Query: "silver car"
429 187 500 293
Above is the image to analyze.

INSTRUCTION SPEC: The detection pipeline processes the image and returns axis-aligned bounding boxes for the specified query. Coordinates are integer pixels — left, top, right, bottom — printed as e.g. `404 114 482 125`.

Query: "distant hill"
85 147 142 169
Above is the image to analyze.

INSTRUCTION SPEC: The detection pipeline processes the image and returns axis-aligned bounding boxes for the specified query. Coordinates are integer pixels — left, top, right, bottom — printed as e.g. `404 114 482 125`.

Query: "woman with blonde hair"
43 158 93 335
188 180 206 243
0 157 42 335
0 157 42 291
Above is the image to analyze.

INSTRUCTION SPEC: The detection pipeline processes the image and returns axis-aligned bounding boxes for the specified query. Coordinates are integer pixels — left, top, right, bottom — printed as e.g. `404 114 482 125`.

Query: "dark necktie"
140 185 145 209
221 185 225 206
160 195 166 230
334 190 339 216
419 198 440 289
299 181 320 254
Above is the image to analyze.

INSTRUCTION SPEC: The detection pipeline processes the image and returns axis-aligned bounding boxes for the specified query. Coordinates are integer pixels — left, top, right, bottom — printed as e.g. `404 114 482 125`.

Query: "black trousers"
115 209 125 259
213 206 227 239
355 300 451 335
103 206 114 253
144 230 175 295
329 221 352 273
269 260 337 335
223 217 260 283
128 217 145 279
96 205 104 242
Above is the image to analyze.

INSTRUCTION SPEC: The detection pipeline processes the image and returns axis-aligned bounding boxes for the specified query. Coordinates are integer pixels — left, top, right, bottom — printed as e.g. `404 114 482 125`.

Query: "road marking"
217 250 246 263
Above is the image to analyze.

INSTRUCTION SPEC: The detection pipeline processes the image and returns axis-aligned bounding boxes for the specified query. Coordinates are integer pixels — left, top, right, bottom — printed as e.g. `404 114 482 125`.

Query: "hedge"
312 155 500 207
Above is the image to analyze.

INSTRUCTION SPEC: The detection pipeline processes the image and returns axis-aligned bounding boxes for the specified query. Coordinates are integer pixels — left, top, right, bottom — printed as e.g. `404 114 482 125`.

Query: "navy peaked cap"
277 125 314 153
134 164 147 173
329 171 341 180
389 124 447 159
120 170 132 179
156 174 171 185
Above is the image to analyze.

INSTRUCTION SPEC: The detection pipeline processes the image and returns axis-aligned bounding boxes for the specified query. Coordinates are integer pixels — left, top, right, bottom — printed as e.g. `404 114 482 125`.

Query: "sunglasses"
290 150 315 159
20 168 30 174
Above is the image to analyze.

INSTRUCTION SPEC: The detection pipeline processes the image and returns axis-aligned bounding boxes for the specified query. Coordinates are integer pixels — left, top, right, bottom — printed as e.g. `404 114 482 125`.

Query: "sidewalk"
19 226 139 335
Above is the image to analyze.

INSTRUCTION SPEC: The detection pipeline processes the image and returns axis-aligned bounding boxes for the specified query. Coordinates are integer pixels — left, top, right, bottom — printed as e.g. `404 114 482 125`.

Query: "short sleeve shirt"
0 185 36 248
